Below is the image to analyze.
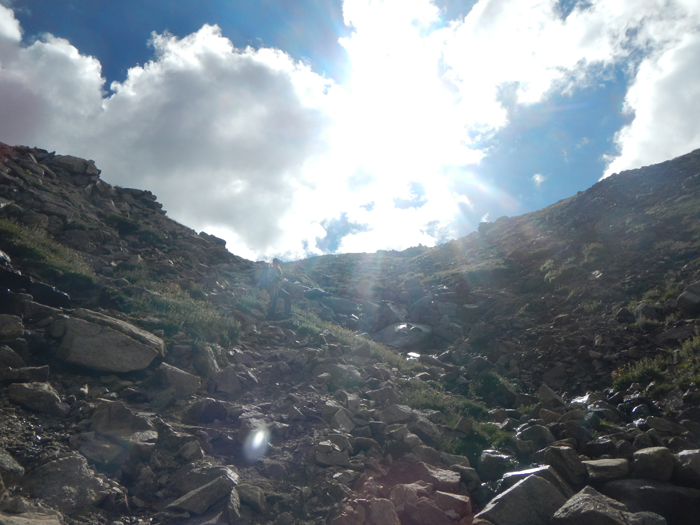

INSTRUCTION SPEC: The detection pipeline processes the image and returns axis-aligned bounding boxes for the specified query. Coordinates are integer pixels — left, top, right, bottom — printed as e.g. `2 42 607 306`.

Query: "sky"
1 0 699 261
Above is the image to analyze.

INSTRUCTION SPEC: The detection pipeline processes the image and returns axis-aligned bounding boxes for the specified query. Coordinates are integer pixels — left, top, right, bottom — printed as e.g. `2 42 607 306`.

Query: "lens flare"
242 427 271 462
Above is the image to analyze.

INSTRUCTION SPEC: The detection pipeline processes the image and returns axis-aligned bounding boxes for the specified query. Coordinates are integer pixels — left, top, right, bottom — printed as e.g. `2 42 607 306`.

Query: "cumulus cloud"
1 1 699 260
605 31 700 175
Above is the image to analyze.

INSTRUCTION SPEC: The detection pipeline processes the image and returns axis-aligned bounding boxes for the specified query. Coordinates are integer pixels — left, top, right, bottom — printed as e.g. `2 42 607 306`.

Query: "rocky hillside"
1 141 700 525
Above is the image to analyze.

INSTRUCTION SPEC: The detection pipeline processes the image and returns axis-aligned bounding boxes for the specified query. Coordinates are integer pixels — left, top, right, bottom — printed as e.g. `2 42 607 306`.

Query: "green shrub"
611 357 665 390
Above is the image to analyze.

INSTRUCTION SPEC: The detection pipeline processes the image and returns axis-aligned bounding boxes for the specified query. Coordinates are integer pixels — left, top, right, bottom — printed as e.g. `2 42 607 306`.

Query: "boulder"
403 498 452 525
182 398 229 425
474 474 567 525
383 461 461 493
158 363 201 397
583 458 630 482
676 282 700 315
320 297 360 315
602 478 700 525
7 382 69 417
633 447 674 481
83 400 158 464
433 491 473 519
0 315 23 343
20 455 106 513
478 450 515 482
312 363 362 389
0 448 25 486
369 498 400 525
366 387 400 406
672 449 700 488
213 366 243 395
169 463 239 496
551 486 667 525
500 465 574 498
166 475 234 515
517 425 556 451
71 309 164 354
50 317 159 372
378 405 413 425
372 323 433 350
544 446 587 485
236 483 266 512
0 345 26 368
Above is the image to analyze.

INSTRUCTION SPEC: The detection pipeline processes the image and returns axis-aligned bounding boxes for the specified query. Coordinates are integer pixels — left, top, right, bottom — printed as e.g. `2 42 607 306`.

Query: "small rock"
236 483 266 512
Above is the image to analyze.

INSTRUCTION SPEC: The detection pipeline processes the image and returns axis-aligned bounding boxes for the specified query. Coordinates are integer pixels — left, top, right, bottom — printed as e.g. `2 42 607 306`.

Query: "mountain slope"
1 142 700 525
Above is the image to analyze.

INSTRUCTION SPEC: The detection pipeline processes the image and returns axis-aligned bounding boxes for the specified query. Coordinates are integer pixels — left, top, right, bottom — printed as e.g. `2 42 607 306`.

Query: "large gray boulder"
474 474 567 525
20 455 106 513
551 486 667 525
49 315 161 372
633 447 674 481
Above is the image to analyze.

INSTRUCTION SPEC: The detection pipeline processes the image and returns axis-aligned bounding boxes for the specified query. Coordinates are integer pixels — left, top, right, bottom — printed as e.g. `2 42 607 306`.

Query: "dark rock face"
2 142 700 525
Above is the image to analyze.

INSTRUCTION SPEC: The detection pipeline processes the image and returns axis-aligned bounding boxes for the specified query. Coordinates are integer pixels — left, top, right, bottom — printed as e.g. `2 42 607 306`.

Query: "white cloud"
1 1 700 259
532 173 545 187
605 31 700 175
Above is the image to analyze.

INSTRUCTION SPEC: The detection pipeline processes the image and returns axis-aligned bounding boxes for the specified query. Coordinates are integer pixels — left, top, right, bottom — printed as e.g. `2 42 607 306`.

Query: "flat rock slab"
0 511 64 525
50 317 159 372
583 458 630 482
166 475 234 515
475 474 567 525
72 308 164 354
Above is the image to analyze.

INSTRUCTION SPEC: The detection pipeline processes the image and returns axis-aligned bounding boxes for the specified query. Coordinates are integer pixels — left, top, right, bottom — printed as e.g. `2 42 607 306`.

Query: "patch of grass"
398 379 488 426
0 219 96 287
611 356 666 390
234 293 268 317
631 317 662 333
127 283 240 343
470 371 504 400
441 423 515 465
581 300 604 314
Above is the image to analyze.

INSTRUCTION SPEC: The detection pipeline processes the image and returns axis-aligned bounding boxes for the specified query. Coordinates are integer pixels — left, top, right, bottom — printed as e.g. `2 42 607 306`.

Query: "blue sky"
1 0 699 261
